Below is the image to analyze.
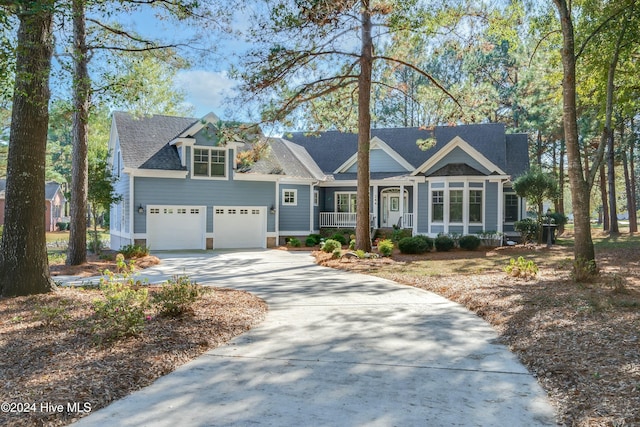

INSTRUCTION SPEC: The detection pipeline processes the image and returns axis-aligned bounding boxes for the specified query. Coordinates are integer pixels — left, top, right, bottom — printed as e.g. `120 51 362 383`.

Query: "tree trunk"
629 117 638 232
0 3 55 296
599 163 609 230
557 138 566 234
67 0 90 265
606 128 619 233
553 0 596 264
355 0 372 252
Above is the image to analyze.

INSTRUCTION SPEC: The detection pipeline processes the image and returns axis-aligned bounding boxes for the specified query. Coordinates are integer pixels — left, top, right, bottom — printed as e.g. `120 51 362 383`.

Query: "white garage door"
146 205 206 250
214 206 266 249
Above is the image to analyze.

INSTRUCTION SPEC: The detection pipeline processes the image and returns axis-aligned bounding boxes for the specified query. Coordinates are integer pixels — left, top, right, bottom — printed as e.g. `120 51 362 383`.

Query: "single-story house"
108 111 529 250
0 179 67 232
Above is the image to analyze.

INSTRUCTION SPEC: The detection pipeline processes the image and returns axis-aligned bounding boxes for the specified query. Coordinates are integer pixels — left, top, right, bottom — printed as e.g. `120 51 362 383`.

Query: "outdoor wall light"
137 204 144 214
270 205 276 214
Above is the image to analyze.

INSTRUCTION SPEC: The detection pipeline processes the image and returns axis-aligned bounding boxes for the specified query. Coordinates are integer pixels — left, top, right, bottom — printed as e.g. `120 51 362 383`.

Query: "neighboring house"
0 180 67 232
108 111 529 251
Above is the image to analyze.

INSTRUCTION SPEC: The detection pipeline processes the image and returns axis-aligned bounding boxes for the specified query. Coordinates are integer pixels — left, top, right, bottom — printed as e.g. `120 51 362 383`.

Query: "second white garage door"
213 206 266 249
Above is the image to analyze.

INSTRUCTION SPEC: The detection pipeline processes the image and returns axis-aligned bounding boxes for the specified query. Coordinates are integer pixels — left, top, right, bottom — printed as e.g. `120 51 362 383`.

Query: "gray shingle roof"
0 179 63 200
113 111 197 170
287 123 527 176
238 138 326 180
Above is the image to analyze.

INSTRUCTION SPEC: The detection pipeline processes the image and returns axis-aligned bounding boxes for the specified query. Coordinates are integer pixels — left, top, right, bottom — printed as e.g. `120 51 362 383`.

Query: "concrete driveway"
73 249 557 426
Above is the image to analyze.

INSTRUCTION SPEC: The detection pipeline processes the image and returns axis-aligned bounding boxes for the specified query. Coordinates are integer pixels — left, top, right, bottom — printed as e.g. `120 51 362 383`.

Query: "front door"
381 189 408 227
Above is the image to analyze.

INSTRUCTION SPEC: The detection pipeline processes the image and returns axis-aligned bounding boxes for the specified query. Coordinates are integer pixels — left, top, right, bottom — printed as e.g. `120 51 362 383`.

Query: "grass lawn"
46 230 110 265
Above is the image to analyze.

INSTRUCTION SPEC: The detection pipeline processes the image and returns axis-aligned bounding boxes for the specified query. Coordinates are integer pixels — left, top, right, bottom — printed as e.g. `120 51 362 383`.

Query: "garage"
146 205 206 250
213 206 266 249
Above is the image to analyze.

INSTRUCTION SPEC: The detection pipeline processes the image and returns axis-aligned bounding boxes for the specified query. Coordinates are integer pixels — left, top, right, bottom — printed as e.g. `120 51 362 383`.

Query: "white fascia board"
124 167 187 179
411 136 507 176
178 112 221 137
107 119 119 169
333 136 414 174
232 172 280 182
169 137 195 147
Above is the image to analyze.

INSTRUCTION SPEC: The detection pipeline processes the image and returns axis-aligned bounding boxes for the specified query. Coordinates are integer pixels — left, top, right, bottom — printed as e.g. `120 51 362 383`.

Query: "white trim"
233 172 280 182
412 136 507 176
313 189 319 206
109 230 132 239
282 189 297 206
335 191 357 213
334 136 415 174
311 186 316 232
168 137 196 147
278 230 314 235
191 147 228 180
123 167 188 179
177 112 221 138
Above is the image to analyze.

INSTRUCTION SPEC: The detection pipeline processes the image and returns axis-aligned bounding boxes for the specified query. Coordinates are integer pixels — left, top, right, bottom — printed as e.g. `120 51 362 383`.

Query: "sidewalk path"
73 249 557 426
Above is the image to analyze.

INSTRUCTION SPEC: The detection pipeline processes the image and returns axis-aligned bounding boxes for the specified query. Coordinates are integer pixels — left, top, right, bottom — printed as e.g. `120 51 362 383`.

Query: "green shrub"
458 235 481 251
330 233 347 245
93 281 149 340
434 235 455 252
322 239 341 253
504 256 539 279
56 222 67 231
378 239 394 257
332 248 342 259
354 249 366 259
307 234 322 244
413 235 434 251
287 237 301 247
572 257 599 283
514 218 539 243
391 228 412 242
349 239 356 250
119 244 150 259
398 236 430 254
152 275 201 317
305 236 317 247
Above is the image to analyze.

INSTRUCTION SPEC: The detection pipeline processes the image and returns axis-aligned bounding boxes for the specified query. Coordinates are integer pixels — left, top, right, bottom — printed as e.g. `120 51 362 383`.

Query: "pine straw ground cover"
0 284 267 426
316 236 640 427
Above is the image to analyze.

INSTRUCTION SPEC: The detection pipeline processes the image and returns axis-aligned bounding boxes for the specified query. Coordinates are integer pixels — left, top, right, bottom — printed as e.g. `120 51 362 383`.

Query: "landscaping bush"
349 239 355 250
152 275 201 317
504 256 539 279
434 235 455 252
398 236 430 254
330 233 347 245
378 239 394 257
458 235 481 251
321 239 341 253
413 235 434 251
287 237 301 247
514 218 539 243
93 281 149 340
305 236 317 247
56 222 67 231
119 244 150 259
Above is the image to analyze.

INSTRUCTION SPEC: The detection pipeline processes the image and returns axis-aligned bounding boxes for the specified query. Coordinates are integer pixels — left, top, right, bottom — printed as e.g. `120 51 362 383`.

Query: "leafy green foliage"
287 237 301 247
119 244 150 259
514 218 539 243
305 236 318 247
504 256 538 279
330 233 347 245
398 236 431 254
322 239 342 253
152 275 201 317
93 280 149 340
458 235 481 251
572 257 599 283
36 301 70 328
378 239 394 257
349 239 356 250
434 235 455 252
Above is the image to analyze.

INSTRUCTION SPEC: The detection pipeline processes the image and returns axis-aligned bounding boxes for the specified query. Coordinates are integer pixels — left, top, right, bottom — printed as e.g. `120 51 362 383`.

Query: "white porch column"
497 179 504 234
373 184 379 229
399 184 405 228
412 181 418 235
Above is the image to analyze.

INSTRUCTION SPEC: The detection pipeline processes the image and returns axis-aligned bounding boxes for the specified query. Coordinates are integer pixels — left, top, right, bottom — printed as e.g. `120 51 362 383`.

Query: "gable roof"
112 111 198 170
287 123 528 177
0 179 64 200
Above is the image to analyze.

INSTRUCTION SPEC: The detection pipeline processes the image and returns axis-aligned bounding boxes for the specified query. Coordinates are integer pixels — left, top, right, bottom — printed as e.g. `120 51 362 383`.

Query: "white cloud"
175 70 239 118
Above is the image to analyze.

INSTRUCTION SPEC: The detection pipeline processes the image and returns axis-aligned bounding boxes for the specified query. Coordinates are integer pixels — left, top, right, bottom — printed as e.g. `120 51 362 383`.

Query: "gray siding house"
109 111 528 250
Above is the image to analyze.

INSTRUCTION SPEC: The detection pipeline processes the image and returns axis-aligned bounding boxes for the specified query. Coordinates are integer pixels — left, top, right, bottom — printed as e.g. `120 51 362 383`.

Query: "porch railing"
319 212 377 228
402 213 414 228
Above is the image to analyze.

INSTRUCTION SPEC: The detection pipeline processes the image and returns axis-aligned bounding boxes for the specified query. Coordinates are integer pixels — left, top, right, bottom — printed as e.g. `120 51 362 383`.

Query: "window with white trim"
283 189 297 206
193 147 226 178
336 192 357 213
504 193 519 222
469 190 483 223
432 190 444 222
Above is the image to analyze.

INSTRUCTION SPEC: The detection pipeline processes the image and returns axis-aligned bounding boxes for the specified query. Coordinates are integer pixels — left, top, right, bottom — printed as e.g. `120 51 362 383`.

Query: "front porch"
319 212 414 229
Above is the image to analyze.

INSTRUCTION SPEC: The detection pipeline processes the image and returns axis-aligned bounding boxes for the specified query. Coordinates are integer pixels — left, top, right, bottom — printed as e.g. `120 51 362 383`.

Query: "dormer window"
193 148 226 178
